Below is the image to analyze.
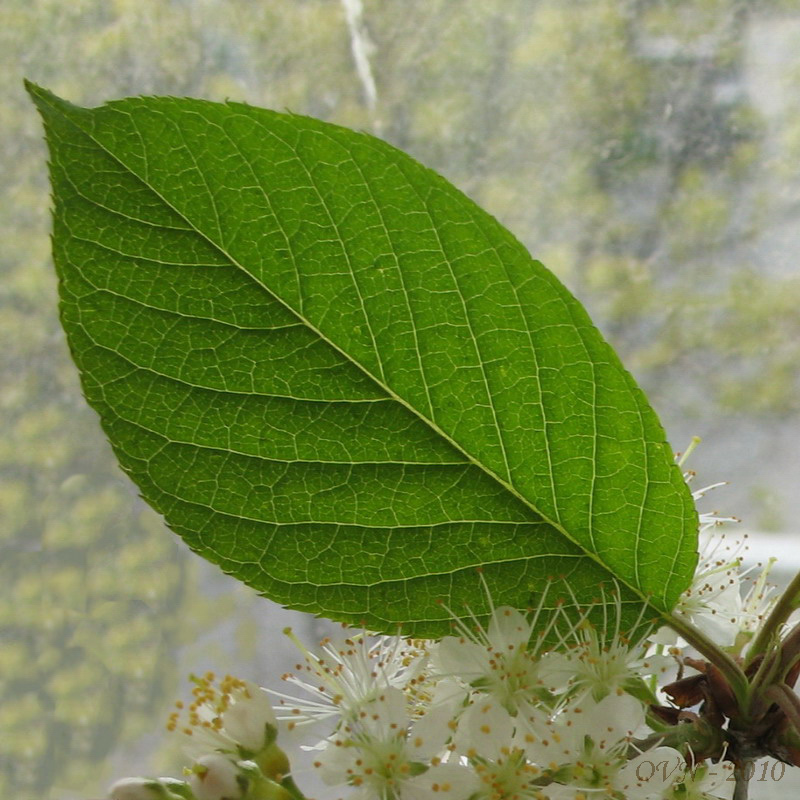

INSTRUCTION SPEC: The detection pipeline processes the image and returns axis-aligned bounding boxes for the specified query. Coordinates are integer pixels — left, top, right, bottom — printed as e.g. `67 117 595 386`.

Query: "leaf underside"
28 82 697 637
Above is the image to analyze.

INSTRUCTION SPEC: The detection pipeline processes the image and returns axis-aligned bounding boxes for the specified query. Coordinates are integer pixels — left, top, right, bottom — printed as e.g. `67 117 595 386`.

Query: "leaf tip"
23 81 80 120
23 78 50 104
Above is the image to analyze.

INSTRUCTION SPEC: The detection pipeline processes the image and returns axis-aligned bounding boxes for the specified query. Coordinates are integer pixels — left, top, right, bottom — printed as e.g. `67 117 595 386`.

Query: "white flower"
434 604 555 716
653 471 753 649
537 593 673 702
451 698 545 800
313 687 475 800
522 692 643 764
635 757 735 800
167 673 277 757
668 760 735 799
520 693 681 798
273 629 429 739
396 762 479 800
738 557 779 639
659 527 778 651
188 754 242 800
452 697 515 761
449 693 681 800
615 747 693 800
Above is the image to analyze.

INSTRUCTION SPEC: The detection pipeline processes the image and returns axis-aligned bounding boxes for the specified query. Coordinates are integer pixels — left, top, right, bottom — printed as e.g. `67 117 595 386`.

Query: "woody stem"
733 759 751 800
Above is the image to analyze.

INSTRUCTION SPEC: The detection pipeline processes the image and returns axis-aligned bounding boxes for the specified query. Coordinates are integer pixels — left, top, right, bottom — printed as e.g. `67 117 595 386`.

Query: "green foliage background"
3 1 800 797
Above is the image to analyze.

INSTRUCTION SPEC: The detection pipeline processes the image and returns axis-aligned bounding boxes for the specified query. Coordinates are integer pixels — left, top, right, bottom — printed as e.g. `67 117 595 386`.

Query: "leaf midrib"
38 87 665 612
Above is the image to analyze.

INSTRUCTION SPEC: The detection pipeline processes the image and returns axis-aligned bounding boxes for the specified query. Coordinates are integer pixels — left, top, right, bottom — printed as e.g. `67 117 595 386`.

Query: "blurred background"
2 1 800 798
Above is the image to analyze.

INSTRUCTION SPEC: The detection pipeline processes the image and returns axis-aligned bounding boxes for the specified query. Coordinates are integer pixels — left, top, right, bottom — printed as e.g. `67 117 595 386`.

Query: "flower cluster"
108 591 747 800
106 454 795 800
273 603 733 800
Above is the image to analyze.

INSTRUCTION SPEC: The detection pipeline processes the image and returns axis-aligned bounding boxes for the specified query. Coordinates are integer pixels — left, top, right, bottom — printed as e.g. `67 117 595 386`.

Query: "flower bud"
251 778 294 800
188 754 243 800
160 779 197 800
222 681 278 753
235 764 293 800
108 777 178 800
254 743 290 781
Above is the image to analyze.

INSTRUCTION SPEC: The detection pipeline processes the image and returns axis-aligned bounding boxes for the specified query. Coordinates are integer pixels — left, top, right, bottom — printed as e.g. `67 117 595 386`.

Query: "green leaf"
27 82 697 637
